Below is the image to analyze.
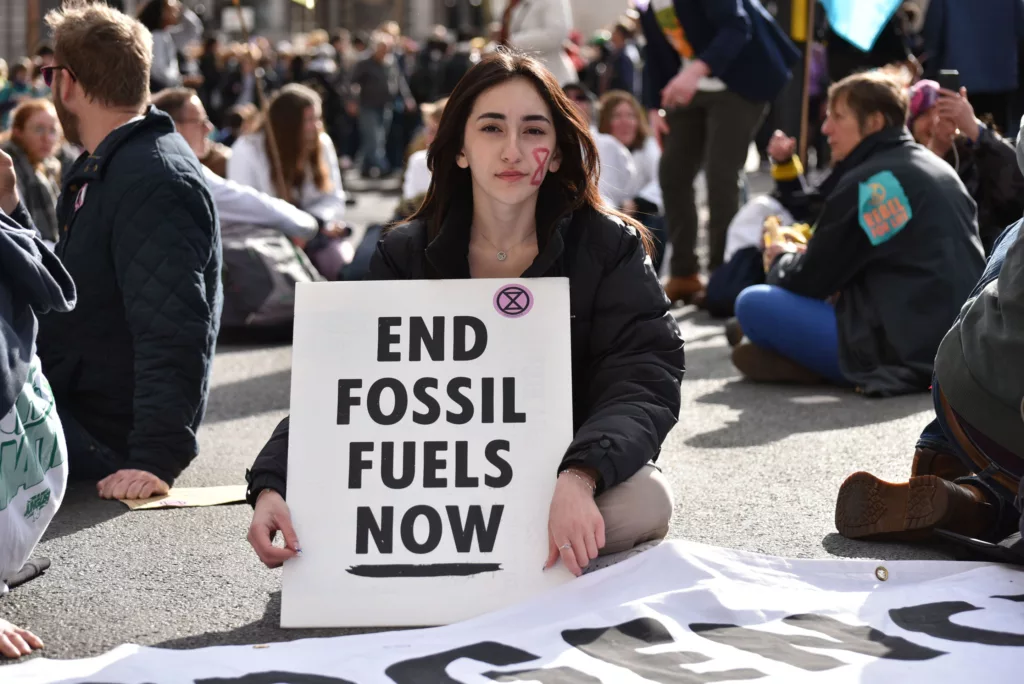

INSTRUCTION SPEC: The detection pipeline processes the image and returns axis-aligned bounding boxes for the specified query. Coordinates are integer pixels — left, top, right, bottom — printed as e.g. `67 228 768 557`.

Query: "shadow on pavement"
205 368 291 424
41 483 127 542
686 380 931 449
154 591 391 650
821 532 954 562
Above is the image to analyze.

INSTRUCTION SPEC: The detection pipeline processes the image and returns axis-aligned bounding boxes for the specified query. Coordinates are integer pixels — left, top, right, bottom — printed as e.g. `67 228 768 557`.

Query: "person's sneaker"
910 447 971 481
835 472 994 541
731 341 823 384
663 275 705 305
724 317 744 347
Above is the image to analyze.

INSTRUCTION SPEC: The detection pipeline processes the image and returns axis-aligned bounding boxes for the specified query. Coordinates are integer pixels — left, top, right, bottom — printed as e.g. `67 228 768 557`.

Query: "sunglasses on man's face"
41 65 76 88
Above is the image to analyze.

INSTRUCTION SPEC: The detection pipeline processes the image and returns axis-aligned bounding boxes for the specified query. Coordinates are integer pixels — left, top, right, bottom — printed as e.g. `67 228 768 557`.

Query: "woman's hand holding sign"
249 489 302 568
546 468 605 576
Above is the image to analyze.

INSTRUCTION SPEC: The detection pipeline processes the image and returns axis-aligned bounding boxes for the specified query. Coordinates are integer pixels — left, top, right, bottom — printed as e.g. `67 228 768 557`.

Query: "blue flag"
819 0 902 52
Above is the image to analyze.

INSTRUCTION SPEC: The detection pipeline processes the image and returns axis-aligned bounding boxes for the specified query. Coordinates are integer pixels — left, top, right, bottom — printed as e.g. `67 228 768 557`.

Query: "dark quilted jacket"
246 203 685 505
37 106 222 484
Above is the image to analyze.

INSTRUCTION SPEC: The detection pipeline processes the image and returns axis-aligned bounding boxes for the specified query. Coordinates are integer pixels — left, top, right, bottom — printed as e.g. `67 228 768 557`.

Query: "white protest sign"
8 541 1024 683
282 279 575 628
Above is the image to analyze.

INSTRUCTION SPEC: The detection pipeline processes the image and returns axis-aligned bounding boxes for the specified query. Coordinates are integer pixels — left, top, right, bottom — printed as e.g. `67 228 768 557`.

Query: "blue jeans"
358 106 392 175
734 284 847 385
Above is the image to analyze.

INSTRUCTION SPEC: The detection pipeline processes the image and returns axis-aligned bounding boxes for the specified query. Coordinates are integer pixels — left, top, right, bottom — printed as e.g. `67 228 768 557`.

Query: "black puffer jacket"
246 204 685 505
37 107 222 484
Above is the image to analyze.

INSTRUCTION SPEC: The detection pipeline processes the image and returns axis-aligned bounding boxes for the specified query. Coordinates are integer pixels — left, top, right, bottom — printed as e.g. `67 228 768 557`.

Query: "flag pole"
798 0 818 166
232 0 290 203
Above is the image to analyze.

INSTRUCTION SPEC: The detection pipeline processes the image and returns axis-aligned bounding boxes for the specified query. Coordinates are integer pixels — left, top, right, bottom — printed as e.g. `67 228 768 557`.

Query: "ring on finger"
559 542 572 550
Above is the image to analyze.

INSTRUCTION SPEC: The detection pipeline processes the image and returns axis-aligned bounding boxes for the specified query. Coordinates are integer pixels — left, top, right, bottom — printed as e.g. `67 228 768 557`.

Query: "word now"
356 504 504 555
337 378 526 426
348 439 513 490
378 316 488 362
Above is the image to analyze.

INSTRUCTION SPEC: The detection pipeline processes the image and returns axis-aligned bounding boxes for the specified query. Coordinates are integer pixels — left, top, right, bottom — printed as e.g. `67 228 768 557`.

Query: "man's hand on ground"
0 618 43 659
97 469 169 500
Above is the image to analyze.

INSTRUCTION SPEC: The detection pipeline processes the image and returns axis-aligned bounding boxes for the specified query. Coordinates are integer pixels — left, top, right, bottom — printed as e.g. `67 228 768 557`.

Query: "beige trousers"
595 463 675 555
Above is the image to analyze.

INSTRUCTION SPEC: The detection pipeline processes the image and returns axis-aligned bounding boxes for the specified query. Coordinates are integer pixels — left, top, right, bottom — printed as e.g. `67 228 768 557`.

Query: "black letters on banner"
337 380 363 425
381 442 416 490
455 442 479 487
502 378 526 423
356 506 393 554
401 505 444 554
889 601 1024 646
385 642 539 684
453 316 488 361
448 505 503 553
691 613 945 671
197 673 356 684
348 442 374 489
413 378 440 424
446 378 474 424
410 316 445 362
377 317 402 362
565 618 765 684
485 667 602 683
484 441 513 488
423 442 448 487
368 378 408 425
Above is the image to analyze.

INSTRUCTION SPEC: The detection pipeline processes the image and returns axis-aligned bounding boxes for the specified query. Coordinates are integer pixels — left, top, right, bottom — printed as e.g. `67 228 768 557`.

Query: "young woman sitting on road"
244 50 686 578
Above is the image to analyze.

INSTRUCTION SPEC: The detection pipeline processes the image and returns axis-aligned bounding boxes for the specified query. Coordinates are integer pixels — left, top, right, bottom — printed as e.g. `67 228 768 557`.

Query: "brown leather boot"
732 341 823 384
910 447 972 481
835 472 994 541
663 275 705 305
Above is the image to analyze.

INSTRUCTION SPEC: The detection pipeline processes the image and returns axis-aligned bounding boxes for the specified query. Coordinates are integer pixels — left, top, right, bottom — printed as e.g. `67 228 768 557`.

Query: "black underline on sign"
346 563 503 577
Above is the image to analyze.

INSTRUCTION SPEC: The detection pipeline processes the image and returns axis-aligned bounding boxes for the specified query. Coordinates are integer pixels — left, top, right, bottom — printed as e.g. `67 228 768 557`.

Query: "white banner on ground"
284 279 574 628
8 541 1024 683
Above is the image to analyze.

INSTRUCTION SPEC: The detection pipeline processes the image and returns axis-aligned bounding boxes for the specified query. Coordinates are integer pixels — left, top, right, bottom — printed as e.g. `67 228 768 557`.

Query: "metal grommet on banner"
875 566 889 581
253 644 270 649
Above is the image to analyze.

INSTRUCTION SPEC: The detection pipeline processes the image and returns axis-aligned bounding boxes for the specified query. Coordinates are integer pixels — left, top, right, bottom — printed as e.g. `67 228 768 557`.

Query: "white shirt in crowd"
508 0 577 87
202 166 319 241
402 149 431 201
628 136 664 214
227 131 347 226
590 126 637 209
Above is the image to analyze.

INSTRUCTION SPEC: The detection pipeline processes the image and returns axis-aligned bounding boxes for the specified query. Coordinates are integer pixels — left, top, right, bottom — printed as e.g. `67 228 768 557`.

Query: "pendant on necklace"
497 251 508 261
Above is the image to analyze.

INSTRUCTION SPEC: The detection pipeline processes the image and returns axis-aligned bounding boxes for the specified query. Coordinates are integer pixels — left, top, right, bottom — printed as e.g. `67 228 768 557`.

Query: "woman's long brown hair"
259 83 330 204
406 49 652 255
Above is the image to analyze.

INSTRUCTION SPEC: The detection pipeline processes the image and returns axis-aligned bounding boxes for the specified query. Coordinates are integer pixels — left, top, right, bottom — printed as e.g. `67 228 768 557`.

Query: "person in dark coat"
731 71 984 397
37 3 222 500
245 51 685 577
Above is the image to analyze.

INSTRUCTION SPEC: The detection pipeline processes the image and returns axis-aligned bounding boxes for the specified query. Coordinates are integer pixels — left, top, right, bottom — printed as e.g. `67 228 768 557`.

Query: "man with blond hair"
36 1 221 500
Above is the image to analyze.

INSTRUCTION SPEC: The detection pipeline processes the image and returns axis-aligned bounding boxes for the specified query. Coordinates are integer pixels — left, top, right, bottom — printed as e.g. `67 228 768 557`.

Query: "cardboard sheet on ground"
7 540 1024 683
119 485 247 510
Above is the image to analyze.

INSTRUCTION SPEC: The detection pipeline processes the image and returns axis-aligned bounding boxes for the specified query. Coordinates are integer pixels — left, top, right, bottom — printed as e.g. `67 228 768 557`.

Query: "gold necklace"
475 229 536 261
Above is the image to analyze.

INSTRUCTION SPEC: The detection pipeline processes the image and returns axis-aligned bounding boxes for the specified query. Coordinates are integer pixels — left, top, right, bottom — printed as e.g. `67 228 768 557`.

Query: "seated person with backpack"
731 71 984 397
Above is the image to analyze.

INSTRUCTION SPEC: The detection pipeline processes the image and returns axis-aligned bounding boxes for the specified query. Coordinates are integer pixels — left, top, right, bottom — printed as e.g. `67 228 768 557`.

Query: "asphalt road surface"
1 172 952 665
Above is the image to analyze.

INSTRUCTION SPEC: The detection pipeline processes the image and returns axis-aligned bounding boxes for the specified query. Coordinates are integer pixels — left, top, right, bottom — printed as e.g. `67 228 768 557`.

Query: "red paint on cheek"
530 148 550 186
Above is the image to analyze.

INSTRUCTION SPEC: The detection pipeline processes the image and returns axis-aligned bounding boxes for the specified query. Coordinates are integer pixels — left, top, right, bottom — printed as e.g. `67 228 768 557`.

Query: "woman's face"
609 100 639 148
459 78 562 207
911 109 937 145
16 108 60 163
821 95 864 163
163 0 181 27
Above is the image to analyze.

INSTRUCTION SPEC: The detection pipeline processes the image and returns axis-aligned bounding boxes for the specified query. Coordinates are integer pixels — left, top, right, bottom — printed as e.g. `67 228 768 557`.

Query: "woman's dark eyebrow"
476 113 551 123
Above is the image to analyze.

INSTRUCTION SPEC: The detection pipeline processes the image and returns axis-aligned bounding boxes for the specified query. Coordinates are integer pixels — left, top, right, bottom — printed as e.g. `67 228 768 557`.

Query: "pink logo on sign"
74 184 88 212
494 284 533 318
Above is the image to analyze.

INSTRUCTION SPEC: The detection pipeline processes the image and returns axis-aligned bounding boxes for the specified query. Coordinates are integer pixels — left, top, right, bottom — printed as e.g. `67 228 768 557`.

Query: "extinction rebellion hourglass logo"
494 285 533 318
